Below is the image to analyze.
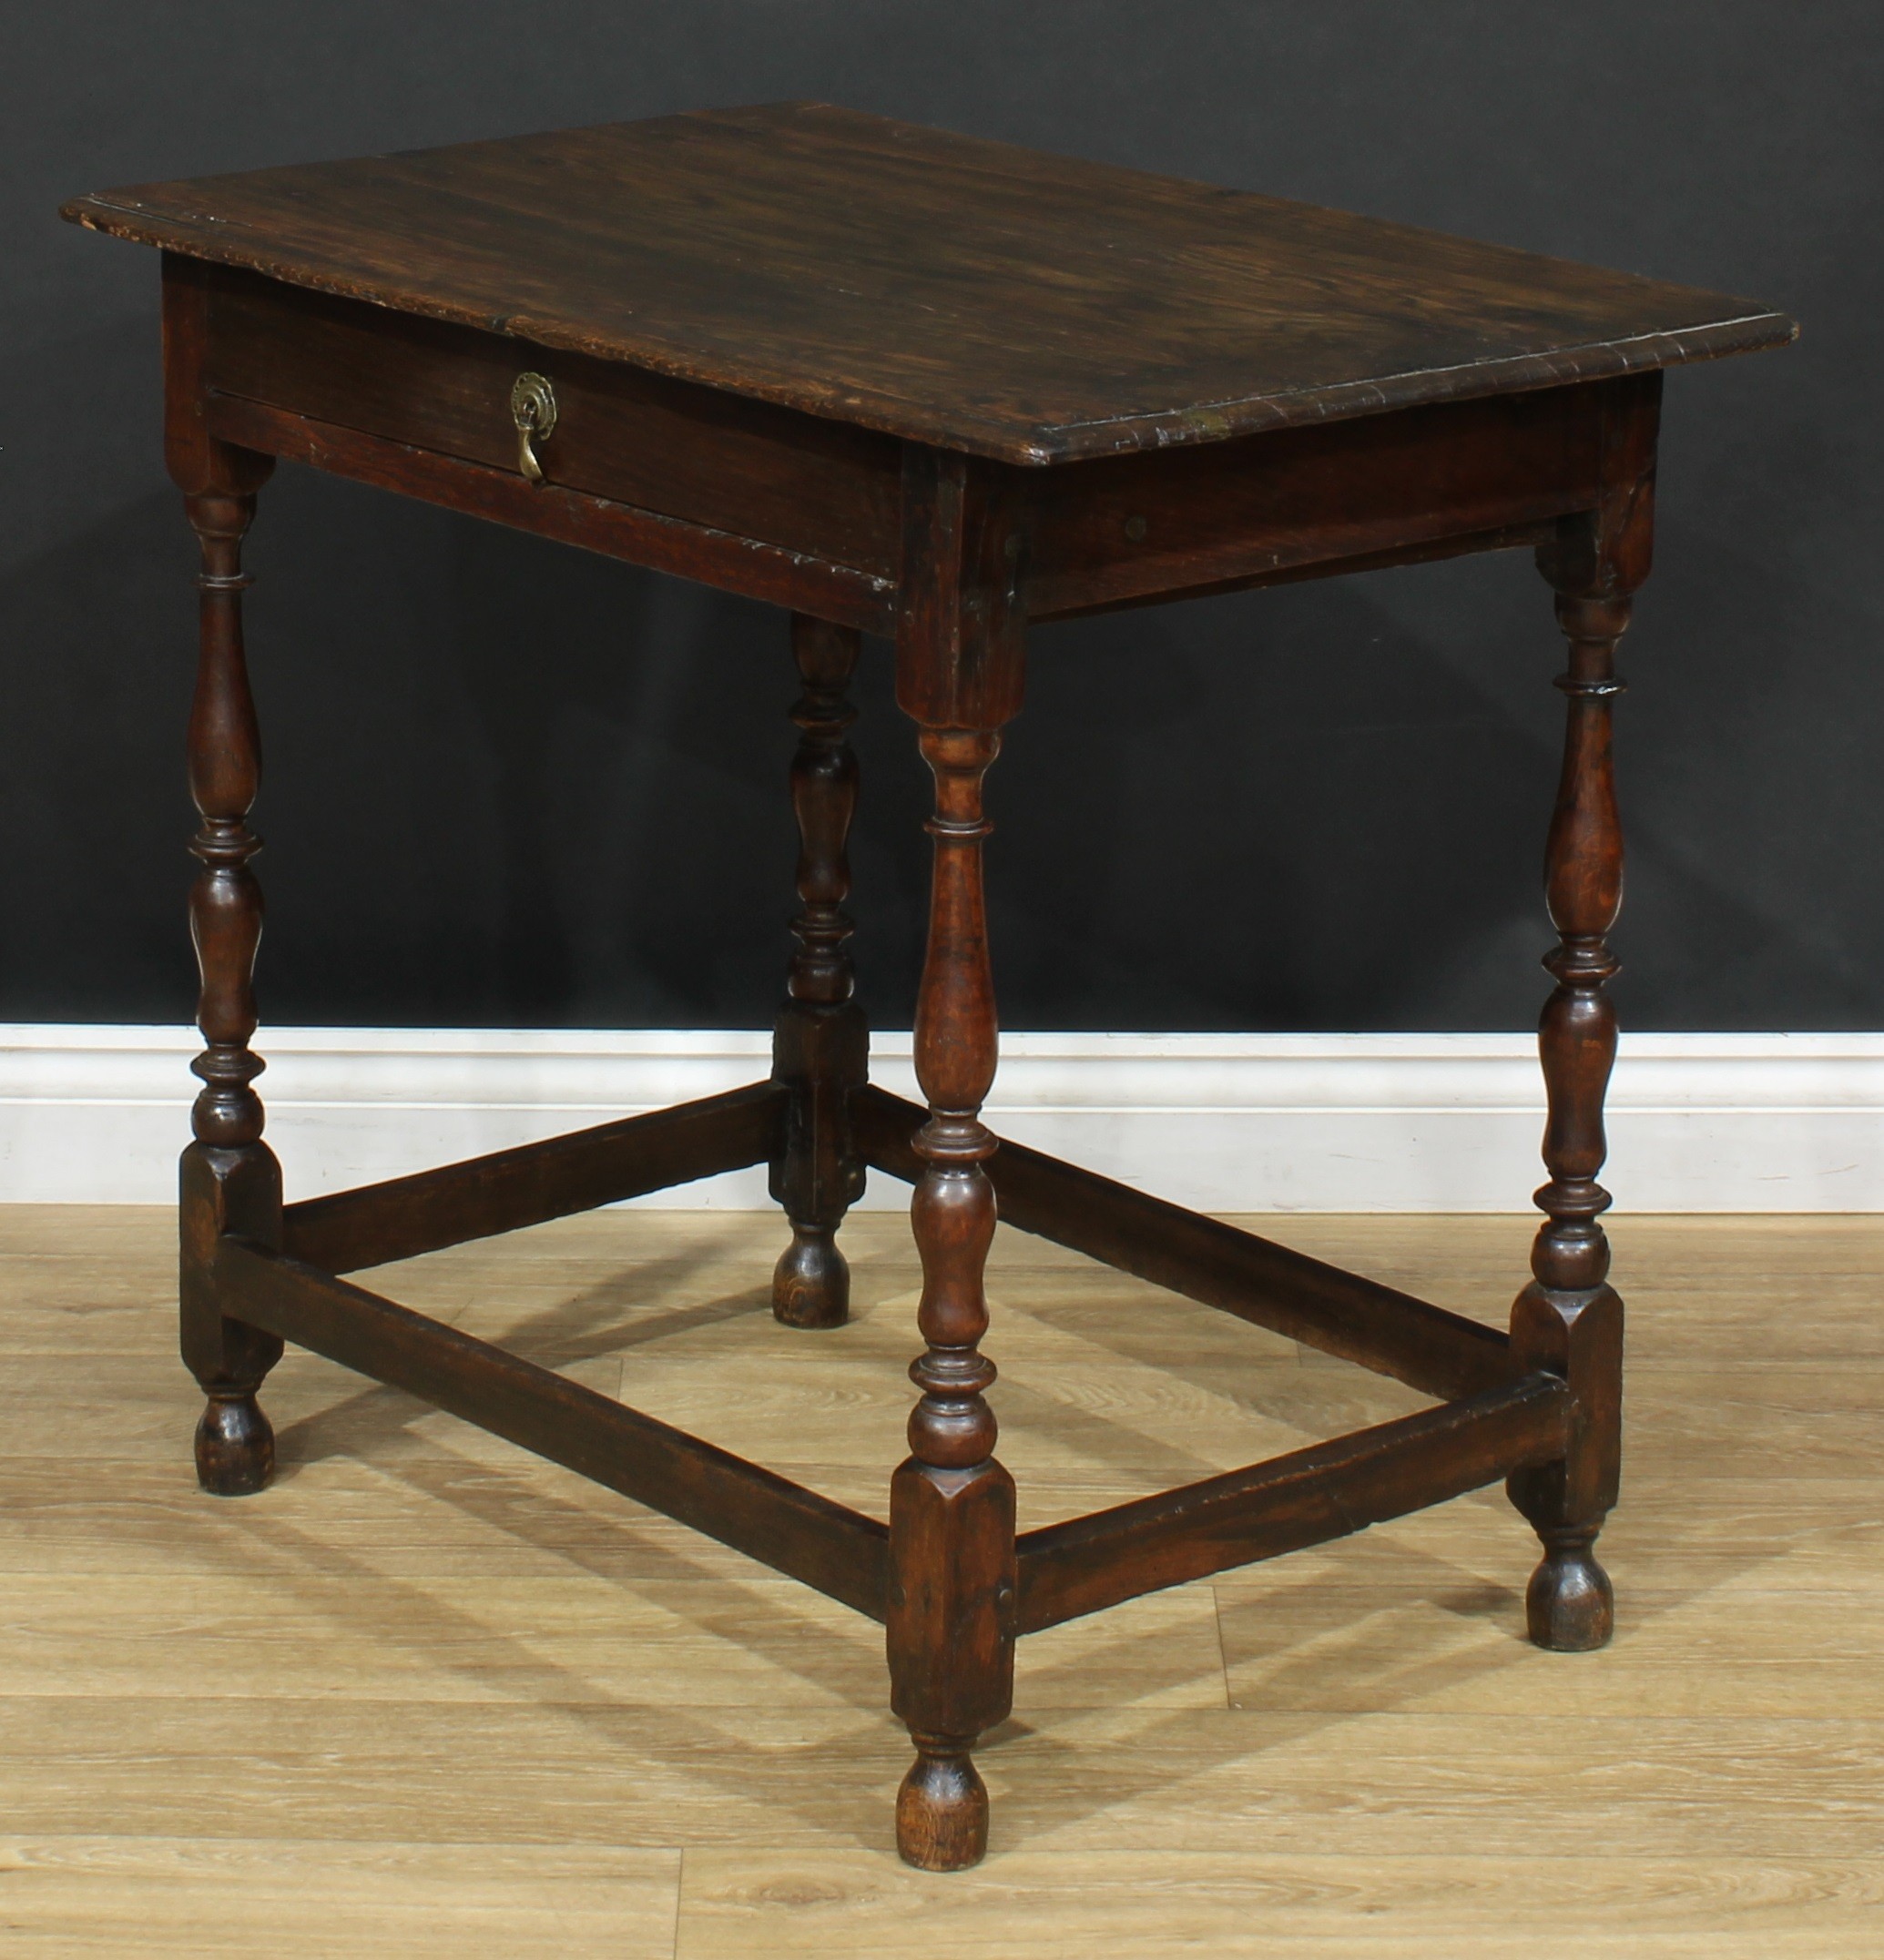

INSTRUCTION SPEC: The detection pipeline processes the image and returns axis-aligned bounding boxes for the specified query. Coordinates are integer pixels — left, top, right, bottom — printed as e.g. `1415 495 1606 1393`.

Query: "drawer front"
1023 385 1607 616
199 267 901 581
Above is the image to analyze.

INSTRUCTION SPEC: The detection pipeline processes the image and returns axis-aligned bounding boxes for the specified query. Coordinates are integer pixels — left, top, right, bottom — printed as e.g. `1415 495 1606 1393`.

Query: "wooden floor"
0 1203 1878 1955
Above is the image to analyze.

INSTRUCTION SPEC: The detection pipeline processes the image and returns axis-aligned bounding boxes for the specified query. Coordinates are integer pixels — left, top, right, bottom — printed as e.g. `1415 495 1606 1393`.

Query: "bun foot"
195 1389 275 1496
1526 1528 1614 1650
895 1735 988 1870
772 1225 850 1329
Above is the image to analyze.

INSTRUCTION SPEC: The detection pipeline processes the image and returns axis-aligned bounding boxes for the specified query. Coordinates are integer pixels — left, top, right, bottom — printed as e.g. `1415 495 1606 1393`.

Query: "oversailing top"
63 101 1795 466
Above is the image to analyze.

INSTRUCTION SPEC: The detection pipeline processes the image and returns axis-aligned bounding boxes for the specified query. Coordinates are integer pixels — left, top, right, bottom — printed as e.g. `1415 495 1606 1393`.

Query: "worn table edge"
58 190 1799 469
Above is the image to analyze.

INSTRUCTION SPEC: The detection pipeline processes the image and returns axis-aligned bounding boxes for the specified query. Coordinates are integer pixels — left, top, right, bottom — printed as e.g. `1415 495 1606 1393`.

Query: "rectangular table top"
64 102 1793 467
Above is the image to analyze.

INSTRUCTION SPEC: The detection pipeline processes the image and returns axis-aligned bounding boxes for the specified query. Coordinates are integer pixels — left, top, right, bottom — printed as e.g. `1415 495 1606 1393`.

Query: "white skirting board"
0 1024 1879 1212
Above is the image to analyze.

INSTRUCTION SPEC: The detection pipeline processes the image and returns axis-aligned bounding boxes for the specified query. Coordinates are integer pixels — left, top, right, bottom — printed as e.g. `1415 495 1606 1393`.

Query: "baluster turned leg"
178 473 285 1495
770 614 868 1328
887 726 1016 1871
1508 571 1633 1648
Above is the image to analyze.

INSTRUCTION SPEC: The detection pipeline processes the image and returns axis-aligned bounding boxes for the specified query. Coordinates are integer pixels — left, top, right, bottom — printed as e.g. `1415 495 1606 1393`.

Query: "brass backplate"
509 371 557 483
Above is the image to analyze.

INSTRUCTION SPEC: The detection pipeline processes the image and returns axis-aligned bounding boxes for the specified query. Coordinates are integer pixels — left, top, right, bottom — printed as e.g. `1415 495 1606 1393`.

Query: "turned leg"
887 726 1016 1871
178 471 285 1496
770 614 868 1328
1508 540 1641 1648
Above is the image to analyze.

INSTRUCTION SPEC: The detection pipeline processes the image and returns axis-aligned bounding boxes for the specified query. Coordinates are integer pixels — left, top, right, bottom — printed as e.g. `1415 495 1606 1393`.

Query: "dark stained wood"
1021 381 1605 618
200 337 1588 637
66 106 1795 1875
887 1458 1014 1871
1034 521 1557 623
178 1142 283 1498
1506 377 1654 1653
189 241 1615 635
894 448 1027 727
180 485 268 1154
64 103 1795 467
281 1082 783 1275
198 262 901 576
1015 1373 1572 1633
851 1084 1516 1402
216 1236 891 1619
168 265 284 1497
769 616 869 1329
884 689 1017 1870
202 387 896 635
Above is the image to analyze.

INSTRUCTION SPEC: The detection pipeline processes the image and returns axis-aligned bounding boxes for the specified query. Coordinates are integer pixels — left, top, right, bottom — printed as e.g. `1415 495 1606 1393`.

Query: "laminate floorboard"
0 1206 1877 1954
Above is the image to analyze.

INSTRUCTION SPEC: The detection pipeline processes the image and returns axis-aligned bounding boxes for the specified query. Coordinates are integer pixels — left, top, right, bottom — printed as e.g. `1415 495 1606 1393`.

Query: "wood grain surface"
0 1205 1877 1953
62 103 1794 464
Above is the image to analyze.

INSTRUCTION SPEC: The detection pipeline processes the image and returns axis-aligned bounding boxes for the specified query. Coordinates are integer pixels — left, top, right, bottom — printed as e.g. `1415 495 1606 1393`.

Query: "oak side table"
64 104 1794 1870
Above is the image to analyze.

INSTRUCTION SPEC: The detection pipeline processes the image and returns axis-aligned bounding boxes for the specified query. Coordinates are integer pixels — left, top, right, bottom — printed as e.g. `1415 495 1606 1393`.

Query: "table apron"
178 262 1631 645
207 391 900 633
1019 381 1612 616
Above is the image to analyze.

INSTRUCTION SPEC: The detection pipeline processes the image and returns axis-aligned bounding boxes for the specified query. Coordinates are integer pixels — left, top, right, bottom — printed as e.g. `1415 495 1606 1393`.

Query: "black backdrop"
5 4 1877 1032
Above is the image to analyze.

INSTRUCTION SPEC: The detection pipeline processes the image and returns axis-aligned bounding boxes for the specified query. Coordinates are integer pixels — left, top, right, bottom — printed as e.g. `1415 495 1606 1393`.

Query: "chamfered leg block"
181 1139 283 1496
769 613 868 1328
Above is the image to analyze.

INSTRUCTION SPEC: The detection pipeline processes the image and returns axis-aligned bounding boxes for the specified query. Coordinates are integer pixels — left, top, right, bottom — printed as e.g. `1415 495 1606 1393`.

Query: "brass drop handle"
510 371 557 484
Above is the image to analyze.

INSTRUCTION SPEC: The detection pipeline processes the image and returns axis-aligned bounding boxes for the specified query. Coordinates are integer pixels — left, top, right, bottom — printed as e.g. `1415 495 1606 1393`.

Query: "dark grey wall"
5 4 1877 1031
